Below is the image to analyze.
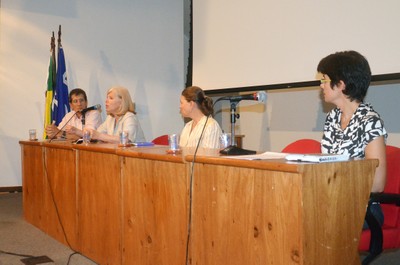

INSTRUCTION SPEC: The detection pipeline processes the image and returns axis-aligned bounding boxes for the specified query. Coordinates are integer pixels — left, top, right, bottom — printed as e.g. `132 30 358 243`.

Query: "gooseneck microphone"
80 104 101 114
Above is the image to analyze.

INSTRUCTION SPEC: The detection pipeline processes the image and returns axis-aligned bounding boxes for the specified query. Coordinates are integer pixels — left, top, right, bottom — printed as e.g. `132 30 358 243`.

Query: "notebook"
285 153 350 163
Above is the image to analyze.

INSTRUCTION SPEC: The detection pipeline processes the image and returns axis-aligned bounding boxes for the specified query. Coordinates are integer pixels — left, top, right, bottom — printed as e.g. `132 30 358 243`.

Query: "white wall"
0 0 185 186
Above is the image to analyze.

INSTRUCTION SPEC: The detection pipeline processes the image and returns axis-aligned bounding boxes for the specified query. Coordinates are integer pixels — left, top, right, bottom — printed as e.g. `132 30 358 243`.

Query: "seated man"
46 88 102 140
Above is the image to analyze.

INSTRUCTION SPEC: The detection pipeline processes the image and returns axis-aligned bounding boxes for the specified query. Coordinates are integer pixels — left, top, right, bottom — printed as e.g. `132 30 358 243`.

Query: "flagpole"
52 25 70 126
51 31 56 84
58 25 62 49
43 32 56 139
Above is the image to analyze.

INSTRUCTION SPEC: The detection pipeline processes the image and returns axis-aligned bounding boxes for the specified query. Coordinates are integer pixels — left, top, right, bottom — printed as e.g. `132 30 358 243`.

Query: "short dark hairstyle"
317 50 371 102
181 86 214 116
69 88 87 103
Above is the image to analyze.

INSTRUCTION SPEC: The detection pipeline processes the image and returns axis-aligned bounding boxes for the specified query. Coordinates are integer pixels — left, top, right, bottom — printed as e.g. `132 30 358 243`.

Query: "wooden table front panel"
21 143 45 229
186 157 376 265
300 161 376 265
189 163 303 265
121 157 188 265
20 142 377 265
43 146 78 249
77 150 122 265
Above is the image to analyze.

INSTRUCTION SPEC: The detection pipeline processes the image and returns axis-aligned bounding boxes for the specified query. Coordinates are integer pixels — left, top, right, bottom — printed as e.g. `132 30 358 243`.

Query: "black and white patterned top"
321 103 387 158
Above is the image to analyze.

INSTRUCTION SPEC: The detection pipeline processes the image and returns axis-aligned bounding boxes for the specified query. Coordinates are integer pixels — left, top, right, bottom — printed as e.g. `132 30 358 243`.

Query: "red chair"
359 145 400 264
152 134 169 145
281 138 321 154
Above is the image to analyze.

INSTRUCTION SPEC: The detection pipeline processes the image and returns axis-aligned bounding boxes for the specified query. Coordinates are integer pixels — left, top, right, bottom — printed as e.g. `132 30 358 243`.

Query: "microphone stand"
81 111 86 126
220 100 256 155
48 112 78 142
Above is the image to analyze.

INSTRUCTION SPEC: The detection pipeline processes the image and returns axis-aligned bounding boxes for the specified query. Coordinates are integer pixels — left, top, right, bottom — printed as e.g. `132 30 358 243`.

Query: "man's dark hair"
69 88 87 103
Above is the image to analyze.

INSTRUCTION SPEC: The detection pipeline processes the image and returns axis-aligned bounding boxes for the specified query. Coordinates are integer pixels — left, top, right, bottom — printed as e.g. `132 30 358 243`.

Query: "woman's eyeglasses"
320 79 331 84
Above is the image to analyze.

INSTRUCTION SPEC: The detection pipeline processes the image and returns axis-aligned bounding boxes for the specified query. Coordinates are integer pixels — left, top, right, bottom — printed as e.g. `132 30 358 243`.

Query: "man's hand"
45 122 59 138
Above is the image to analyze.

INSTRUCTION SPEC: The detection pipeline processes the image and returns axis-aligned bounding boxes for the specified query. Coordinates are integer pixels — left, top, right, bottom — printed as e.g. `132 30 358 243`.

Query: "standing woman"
318 50 387 226
179 86 222 149
91 86 146 143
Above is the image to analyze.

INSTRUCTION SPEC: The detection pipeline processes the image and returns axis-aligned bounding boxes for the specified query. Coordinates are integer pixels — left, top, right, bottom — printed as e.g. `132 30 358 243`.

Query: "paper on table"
133 142 155 147
224 151 287 160
285 153 350 163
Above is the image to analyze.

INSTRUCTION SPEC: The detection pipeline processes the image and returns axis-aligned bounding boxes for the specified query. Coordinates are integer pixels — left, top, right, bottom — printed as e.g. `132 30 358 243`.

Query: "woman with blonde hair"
91 86 145 143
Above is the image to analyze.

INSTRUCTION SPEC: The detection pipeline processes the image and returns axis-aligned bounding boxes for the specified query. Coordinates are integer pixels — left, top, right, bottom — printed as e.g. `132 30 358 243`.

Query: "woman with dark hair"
179 86 222 149
318 50 387 227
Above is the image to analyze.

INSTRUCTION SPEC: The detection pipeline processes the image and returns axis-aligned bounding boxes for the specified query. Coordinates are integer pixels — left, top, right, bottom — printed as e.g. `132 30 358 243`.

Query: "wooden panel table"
185 156 378 265
73 144 189 265
74 143 122 265
20 141 45 229
20 141 377 265
20 141 78 249
118 147 188 265
42 141 78 249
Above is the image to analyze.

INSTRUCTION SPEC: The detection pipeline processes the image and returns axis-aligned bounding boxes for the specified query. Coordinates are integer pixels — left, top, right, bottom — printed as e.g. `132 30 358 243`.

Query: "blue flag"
52 45 70 126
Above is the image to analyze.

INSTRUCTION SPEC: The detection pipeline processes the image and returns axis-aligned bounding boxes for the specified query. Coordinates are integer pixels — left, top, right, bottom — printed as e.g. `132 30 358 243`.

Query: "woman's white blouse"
179 115 222 149
97 112 146 143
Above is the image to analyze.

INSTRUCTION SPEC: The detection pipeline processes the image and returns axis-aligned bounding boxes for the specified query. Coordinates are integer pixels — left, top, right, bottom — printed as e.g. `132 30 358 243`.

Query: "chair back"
382 145 400 228
281 139 321 154
152 134 169 145
359 145 400 254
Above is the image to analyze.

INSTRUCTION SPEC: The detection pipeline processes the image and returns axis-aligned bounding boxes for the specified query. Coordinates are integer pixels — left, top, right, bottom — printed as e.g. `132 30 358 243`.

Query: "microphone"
224 91 267 103
80 104 101 114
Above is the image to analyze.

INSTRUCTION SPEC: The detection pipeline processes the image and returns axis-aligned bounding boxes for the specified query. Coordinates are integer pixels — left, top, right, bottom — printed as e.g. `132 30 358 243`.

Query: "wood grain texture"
77 150 122 265
300 161 377 265
189 163 303 265
121 156 188 265
186 157 377 265
20 142 45 229
44 146 77 249
20 141 378 265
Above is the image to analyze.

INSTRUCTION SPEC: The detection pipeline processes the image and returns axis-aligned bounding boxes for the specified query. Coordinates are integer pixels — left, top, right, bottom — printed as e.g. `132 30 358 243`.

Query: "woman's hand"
90 129 120 144
90 129 101 140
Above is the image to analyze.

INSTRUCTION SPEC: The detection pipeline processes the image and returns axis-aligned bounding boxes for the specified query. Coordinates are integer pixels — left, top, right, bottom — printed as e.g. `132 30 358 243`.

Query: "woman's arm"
90 116 120 143
91 129 119 143
365 136 387 192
